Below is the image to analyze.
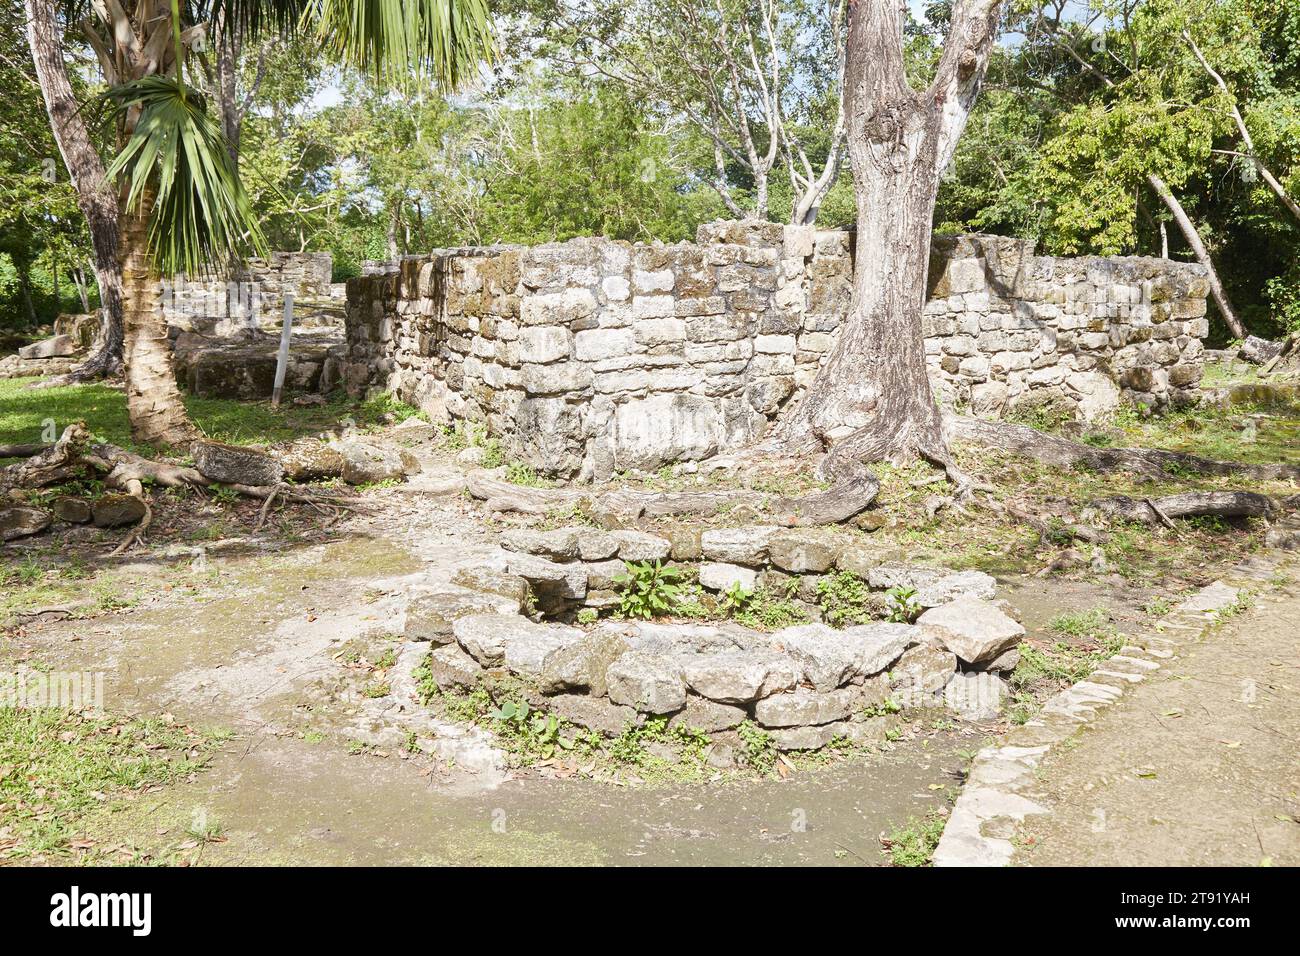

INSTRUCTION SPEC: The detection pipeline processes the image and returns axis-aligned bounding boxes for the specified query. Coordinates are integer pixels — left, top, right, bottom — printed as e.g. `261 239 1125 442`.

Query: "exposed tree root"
467 455 879 526
30 338 122 388
1086 491 1278 526
1 424 367 552
945 414 1300 481
107 477 151 556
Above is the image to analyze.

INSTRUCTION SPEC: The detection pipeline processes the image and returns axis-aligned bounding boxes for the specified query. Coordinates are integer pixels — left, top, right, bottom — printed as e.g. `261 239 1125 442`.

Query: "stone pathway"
1010 565 1300 866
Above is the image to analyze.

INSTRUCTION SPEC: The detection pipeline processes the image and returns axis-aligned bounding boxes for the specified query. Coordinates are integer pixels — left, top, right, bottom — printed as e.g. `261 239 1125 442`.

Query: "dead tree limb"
0 423 93 489
0 442 52 459
1087 491 1277 525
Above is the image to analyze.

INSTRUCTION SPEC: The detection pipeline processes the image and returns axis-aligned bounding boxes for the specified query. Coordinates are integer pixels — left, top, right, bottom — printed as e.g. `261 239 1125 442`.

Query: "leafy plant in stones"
736 721 779 776
718 582 754 616
488 698 572 761
613 559 684 619
884 585 921 623
816 571 879 627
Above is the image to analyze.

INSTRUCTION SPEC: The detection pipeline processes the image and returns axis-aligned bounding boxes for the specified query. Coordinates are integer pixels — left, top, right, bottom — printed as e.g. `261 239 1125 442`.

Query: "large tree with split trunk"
771 0 1004 473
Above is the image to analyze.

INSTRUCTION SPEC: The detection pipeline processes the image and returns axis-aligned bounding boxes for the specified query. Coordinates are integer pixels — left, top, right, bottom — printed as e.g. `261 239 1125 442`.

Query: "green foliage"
884 585 921 624
815 571 879 627
718 582 754 616
881 809 949 867
0 5 93 333
505 462 552 488
470 82 710 244
441 421 503 467
314 0 495 90
1047 607 1111 638
488 698 572 761
730 585 809 631
613 560 684 619
102 76 267 277
735 721 779 776
607 716 709 768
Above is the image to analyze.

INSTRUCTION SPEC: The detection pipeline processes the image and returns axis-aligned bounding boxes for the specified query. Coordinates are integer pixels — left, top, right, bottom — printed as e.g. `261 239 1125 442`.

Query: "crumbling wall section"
339 223 1209 477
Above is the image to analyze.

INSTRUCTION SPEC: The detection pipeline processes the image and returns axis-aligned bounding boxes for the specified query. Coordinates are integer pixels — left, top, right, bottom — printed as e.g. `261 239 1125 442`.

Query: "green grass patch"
880 806 950 866
0 708 224 862
0 378 414 456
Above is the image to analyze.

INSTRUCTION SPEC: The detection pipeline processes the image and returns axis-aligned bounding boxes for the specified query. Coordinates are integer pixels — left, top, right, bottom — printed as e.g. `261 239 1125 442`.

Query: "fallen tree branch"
1087 491 1277 525
945 414 1300 481
0 442 51 459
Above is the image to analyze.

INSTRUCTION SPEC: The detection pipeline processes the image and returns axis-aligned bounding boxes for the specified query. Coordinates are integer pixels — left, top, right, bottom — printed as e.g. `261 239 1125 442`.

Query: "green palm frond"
314 0 496 90
204 0 315 43
102 75 266 277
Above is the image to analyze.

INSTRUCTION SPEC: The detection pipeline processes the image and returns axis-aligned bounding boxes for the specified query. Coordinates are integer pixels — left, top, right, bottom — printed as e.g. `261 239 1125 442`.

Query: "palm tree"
26 0 494 446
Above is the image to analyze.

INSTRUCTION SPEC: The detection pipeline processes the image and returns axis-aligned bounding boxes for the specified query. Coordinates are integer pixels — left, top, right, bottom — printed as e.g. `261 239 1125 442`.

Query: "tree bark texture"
120 182 197 447
771 0 1004 468
24 0 124 380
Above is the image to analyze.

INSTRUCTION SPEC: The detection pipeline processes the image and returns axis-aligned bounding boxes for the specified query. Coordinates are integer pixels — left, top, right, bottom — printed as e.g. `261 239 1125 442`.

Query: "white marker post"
271 293 293 408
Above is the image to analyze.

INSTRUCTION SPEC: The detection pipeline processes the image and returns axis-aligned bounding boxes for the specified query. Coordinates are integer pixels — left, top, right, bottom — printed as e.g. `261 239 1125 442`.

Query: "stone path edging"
932 543 1294 867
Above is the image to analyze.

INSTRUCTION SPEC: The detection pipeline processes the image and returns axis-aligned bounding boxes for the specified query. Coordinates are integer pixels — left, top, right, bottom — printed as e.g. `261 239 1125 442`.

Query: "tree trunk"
16 261 38 326
1147 172 1245 340
73 265 90 312
120 185 197 447
215 14 242 165
752 168 769 222
774 137 947 462
770 0 1003 468
24 0 124 379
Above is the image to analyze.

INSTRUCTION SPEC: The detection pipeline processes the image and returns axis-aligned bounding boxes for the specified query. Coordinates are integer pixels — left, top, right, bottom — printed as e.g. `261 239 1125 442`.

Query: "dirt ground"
2 398 1296 866
1015 570 1300 866
3 482 976 865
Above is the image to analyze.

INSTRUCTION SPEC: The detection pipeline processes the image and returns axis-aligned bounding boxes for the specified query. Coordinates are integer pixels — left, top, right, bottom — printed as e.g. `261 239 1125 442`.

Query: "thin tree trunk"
120 184 197 447
1147 172 1246 340
16 262 38 326
215 14 242 165
73 265 90 312
752 169 769 221
771 0 1003 468
24 0 124 380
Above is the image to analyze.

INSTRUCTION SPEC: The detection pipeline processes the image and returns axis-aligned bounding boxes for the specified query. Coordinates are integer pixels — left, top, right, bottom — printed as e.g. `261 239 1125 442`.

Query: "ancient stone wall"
164 251 336 332
338 222 1209 478
921 235 1210 419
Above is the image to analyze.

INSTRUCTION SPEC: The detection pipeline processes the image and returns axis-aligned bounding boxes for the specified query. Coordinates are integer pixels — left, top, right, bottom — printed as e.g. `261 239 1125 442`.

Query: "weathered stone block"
918 597 1025 666
606 652 687 713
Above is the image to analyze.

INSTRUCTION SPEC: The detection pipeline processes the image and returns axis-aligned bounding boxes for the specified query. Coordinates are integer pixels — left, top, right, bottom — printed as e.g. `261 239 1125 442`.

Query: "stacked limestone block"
344 224 826 480
340 223 1212 479
163 251 335 332
397 524 1028 750
920 235 1210 417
